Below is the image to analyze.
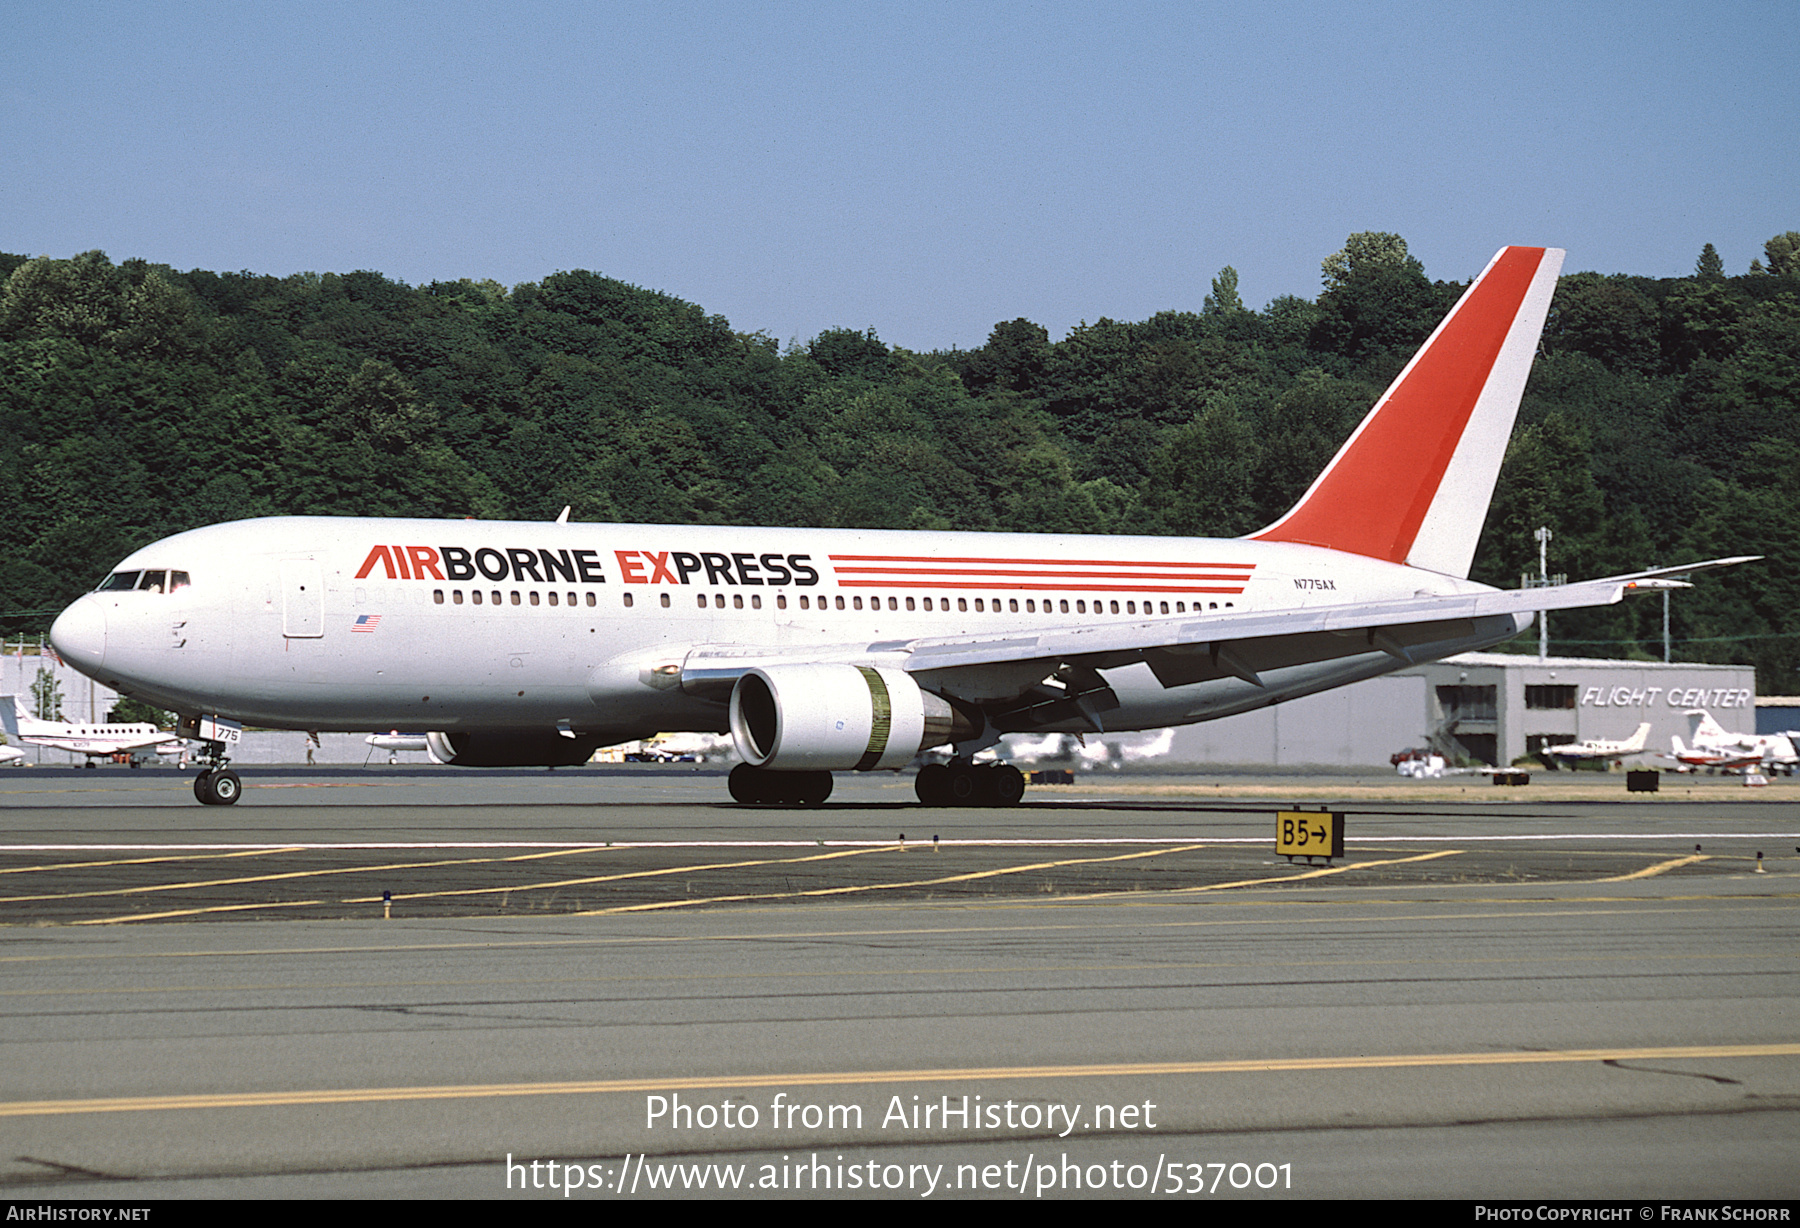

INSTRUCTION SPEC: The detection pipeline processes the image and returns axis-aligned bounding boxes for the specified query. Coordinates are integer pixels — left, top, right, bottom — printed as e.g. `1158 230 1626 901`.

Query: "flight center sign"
353 544 824 588
1581 684 1753 709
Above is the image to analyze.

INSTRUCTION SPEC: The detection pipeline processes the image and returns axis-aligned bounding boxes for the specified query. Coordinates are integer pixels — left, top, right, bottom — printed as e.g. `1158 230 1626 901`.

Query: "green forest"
3 233 1797 686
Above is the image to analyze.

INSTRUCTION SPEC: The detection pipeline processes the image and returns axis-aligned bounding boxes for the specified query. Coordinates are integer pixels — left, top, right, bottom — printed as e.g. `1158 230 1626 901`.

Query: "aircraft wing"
676 556 1756 697
897 558 1756 679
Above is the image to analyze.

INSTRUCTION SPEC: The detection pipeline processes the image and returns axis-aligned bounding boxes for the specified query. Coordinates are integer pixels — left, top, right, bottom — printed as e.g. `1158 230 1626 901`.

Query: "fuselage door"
281 560 325 638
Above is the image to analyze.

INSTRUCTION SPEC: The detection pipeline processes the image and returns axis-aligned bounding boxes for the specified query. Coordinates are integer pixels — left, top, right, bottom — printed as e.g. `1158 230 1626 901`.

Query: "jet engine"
424 730 603 767
728 664 973 771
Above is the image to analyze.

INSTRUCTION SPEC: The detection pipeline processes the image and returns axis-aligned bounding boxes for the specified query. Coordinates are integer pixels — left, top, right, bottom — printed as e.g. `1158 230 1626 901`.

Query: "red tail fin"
1250 246 1564 577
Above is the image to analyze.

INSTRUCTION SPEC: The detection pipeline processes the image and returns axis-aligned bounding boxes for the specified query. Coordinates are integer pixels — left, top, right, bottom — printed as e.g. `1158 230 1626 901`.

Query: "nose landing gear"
193 767 242 805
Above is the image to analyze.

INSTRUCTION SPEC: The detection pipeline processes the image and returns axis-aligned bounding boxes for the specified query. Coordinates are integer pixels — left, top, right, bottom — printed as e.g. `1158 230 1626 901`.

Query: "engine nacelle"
729 664 970 771
424 730 602 767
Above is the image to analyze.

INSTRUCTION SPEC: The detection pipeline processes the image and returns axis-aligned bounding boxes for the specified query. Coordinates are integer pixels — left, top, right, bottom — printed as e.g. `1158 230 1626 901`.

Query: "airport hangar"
1160 652 1756 769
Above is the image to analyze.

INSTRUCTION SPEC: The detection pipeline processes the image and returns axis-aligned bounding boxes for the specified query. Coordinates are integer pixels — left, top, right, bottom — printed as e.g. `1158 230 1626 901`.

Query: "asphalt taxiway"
1 767 1796 1199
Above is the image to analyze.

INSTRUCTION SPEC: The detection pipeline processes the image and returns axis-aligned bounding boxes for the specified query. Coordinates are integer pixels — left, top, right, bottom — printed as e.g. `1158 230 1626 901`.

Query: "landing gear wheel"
209 770 242 805
947 764 983 805
729 764 833 806
988 763 1026 806
914 762 952 806
195 769 242 805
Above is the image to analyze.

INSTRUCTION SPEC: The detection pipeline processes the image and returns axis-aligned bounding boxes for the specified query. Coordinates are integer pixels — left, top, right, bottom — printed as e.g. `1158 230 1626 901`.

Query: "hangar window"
1437 685 1497 722
1526 685 1577 710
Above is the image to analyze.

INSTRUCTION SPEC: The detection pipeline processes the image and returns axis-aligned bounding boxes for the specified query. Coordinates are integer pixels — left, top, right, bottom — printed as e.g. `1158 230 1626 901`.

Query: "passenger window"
733 594 744 609
905 597 915 611
472 591 483 605
776 595 787 609
586 592 596 607
751 595 762 609
453 590 464 604
836 596 846 610
511 592 521 605
623 593 634 608
548 592 558 606
434 590 444 604
659 593 670 608
529 592 540 606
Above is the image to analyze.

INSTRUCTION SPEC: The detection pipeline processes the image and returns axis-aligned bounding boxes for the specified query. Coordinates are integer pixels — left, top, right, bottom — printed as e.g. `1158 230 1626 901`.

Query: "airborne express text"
355 545 821 587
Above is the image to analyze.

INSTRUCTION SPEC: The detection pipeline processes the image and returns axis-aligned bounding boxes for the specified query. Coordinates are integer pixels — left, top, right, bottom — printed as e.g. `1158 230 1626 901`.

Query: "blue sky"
4 1 1793 351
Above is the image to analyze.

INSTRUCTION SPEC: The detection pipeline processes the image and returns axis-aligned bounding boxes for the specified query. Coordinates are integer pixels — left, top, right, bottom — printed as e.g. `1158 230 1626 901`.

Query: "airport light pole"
1535 526 1552 662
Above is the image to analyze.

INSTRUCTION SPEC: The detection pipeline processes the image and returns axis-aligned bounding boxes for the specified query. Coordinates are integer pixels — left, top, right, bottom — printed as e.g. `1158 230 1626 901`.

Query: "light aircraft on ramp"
1542 722 1653 768
44 247 1755 806
0 694 185 767
1665 709 1797 773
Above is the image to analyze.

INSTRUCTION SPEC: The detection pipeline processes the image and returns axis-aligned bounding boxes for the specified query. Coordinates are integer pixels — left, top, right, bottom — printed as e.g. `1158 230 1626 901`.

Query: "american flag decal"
826 555 1255 594
351 614 382 633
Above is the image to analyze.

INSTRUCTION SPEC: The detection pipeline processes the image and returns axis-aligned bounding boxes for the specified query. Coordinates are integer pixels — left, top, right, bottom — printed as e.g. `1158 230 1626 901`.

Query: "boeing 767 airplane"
46 247 1751 805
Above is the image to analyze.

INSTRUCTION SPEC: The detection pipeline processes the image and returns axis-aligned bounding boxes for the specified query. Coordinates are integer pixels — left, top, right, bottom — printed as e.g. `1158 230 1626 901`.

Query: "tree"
1204 266 1243 314
1320 232 1418 291
1695 243 1724 282
1761 231 1800 278
30 665 62 721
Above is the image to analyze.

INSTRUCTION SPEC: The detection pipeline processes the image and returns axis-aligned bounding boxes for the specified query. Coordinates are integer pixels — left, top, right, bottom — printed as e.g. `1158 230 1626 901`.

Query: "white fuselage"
50 516 1518 748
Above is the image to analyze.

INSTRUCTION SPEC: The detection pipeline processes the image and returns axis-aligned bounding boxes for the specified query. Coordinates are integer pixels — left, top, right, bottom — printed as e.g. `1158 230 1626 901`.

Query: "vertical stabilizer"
1250 246 1565 577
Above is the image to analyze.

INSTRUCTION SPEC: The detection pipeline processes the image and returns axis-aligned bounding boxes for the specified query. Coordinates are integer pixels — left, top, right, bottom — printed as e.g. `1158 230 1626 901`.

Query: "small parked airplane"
1666 709 1796 773
1542 722 1652 767
0 694 185 767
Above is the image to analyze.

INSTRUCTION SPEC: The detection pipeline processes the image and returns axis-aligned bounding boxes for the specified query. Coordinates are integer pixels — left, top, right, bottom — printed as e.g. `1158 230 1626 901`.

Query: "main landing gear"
728 763 833 806
914 760 1026 807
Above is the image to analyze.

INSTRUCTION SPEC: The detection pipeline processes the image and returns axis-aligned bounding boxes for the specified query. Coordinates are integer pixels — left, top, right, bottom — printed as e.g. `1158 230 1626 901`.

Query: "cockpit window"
95 569 190 593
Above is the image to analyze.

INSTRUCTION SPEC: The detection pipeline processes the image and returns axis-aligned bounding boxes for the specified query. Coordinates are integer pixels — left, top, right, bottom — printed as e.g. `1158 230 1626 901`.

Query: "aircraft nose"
50 597 106 671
